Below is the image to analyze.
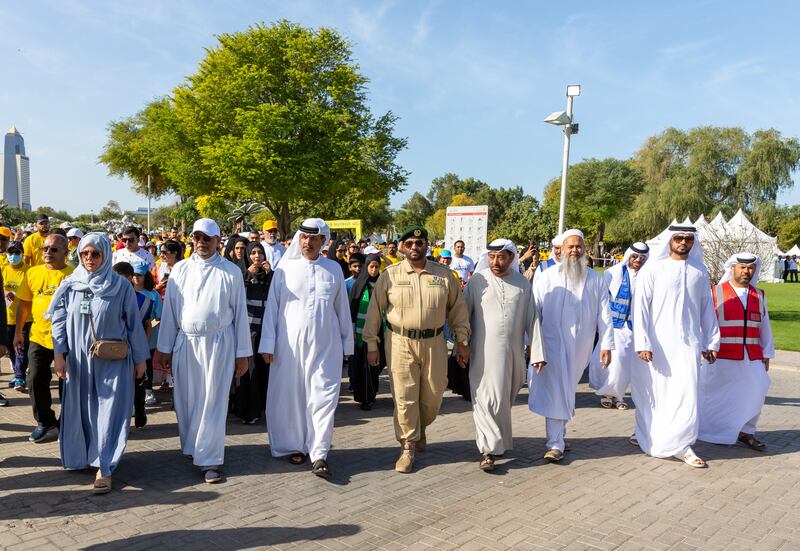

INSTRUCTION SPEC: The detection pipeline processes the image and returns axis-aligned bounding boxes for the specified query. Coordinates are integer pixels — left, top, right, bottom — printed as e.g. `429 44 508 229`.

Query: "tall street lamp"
544 84 581 235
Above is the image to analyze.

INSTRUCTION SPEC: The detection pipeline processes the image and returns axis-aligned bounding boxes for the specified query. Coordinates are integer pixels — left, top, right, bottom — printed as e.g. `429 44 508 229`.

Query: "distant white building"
1 125 32 211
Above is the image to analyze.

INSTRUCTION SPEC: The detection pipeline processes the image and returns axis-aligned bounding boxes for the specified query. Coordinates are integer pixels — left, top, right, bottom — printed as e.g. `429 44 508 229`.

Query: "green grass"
759 283 800 352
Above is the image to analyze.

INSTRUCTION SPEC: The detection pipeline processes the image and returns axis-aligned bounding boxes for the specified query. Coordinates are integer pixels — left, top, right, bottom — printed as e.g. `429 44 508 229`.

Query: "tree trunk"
279 202 291 241
593 222 605 258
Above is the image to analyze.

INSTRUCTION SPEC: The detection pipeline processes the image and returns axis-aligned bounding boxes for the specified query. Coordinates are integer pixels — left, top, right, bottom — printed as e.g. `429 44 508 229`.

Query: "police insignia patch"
428 276 444 286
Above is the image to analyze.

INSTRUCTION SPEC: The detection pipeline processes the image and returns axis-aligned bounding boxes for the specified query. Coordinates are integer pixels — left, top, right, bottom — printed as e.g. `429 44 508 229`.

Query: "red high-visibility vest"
712 282 764 361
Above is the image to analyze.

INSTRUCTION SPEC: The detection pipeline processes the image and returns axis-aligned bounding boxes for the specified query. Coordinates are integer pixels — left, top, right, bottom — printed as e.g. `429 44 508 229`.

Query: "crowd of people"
0 213 777 492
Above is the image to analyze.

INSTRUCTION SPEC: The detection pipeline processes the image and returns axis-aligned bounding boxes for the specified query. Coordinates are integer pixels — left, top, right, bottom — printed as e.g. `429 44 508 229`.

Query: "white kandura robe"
157 254 252 467
464 269 545 455
528 266 614 421
259 255 354 462
589 266 640 402
633 258 720 458
698 287 773 444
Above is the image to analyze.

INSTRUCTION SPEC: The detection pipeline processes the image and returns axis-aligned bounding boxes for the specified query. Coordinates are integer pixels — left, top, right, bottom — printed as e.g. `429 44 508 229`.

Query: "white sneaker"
144 390 158 405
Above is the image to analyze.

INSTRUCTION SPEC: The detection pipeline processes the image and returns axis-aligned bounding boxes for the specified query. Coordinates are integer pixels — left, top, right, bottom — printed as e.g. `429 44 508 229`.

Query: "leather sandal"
543 448 564 462
93 476 112 494
738 432 766 451
479 454 495 472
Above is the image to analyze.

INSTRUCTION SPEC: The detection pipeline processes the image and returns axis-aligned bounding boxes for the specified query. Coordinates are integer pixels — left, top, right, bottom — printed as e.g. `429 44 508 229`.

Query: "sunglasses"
404 239 427 248
43 246 61 253
672 235 695 243
630 254 646 260
192 233 213 242
80 250 102 259
123 237 138 243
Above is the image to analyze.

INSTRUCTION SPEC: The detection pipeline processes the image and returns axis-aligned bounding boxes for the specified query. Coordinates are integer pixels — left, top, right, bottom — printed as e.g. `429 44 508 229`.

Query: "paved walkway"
1 358 800 550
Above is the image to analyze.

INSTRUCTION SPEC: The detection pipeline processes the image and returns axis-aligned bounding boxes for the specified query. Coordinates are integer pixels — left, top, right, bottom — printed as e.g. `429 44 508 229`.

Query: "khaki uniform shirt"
363 259 470 353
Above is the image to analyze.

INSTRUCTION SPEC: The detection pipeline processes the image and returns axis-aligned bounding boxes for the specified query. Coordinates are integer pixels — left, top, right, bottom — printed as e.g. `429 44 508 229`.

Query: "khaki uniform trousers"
385 330 448 443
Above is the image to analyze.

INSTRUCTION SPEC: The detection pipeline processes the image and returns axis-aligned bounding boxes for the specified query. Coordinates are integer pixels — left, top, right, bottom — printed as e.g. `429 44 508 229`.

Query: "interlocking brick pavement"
2 358 800 550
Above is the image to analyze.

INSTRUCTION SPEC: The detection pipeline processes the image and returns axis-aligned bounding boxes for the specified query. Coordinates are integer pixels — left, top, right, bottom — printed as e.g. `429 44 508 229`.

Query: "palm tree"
227 201 266 232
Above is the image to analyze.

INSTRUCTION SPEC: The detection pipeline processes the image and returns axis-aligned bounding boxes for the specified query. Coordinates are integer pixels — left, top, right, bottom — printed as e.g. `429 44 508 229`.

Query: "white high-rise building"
1 126 32 211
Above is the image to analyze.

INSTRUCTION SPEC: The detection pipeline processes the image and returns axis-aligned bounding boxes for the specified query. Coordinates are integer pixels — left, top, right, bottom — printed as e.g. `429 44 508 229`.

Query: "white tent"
787 244 800 256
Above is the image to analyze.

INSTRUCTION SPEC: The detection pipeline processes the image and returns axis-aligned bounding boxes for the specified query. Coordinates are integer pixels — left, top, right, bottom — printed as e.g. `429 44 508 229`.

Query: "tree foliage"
99 20 408 238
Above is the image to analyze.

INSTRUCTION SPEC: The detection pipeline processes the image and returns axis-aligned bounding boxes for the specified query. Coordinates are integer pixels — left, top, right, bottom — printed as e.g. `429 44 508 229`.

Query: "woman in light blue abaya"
48 232 150 494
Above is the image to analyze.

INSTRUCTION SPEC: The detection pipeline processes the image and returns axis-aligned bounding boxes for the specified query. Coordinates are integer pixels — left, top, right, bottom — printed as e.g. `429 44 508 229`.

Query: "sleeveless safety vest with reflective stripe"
712 282 763 361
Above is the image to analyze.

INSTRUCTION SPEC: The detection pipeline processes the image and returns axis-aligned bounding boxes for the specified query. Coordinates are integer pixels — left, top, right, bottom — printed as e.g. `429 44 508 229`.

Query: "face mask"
7 253 22 265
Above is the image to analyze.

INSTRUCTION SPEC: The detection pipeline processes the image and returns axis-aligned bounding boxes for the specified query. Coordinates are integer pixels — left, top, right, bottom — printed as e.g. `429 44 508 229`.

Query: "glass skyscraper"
1 126 32 211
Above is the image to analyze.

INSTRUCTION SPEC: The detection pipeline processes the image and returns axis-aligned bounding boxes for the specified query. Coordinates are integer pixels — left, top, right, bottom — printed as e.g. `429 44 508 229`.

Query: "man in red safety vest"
698 253 774 451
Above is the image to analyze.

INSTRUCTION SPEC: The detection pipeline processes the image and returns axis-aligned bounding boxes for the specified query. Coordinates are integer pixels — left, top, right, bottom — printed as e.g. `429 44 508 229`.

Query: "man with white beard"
589 242 649 410
698 253 773 451
260 218 353 479
260 220 286 268
633 225 720 468
528 229 613 462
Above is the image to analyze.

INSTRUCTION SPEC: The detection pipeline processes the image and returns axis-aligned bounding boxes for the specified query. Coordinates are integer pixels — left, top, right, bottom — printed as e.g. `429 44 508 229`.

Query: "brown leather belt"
389 324 444 339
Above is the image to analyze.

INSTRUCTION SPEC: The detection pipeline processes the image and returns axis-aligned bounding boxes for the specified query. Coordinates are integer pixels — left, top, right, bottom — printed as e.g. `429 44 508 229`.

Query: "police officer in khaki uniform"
363 226 470 473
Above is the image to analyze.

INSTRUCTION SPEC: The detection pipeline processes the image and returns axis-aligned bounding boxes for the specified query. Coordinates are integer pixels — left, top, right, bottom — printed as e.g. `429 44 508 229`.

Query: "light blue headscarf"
45 232 127 319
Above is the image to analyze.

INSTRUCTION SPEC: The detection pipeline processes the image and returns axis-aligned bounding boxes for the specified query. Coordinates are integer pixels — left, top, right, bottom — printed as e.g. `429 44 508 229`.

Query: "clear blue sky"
2 0 799 216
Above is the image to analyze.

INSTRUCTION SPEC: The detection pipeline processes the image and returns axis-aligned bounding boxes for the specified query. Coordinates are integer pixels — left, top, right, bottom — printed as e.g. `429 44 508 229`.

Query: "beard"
562 254 587 288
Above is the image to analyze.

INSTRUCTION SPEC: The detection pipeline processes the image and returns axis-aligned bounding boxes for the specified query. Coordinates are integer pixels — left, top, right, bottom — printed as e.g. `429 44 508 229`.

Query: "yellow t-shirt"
15 264 75 349
23 232 47 266
2 262 32 325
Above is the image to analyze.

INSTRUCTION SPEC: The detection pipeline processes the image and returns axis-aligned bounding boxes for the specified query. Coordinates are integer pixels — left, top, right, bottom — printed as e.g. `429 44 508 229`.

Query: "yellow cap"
262 220 278 231
0 226 12 238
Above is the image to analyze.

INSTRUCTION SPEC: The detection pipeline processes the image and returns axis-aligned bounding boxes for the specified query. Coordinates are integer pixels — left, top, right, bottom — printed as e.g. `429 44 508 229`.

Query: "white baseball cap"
191 218 221 238
66 228 84 239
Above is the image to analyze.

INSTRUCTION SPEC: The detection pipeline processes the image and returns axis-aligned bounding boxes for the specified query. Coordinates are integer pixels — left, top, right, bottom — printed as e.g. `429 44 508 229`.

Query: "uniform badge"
428 276 444 286
414 229 421 237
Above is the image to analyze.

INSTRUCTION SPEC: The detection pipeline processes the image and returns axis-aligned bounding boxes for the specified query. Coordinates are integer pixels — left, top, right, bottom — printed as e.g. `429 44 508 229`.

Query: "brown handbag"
86 293 129 361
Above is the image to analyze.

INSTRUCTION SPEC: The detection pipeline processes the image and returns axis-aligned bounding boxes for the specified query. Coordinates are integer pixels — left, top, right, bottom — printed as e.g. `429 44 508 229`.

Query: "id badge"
79 299 91 315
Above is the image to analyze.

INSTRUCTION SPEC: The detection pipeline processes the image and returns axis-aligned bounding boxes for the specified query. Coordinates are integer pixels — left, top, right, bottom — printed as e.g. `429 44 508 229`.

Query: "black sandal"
311 459 331 479
738 432 766 451
289 453 307 465
479 454 495 472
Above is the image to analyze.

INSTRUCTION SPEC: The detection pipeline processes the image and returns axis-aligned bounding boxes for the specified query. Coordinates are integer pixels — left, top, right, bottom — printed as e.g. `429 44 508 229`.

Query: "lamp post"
544 84 581 235
147 174 152 236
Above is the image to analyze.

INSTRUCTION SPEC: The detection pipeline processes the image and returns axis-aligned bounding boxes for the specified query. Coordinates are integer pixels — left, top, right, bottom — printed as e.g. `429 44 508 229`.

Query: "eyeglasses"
123 237 138 243
404 239 427 248
671 235 695 243
630 254 645 260
80 250 102 259
192 233 213 242
43 246 61 253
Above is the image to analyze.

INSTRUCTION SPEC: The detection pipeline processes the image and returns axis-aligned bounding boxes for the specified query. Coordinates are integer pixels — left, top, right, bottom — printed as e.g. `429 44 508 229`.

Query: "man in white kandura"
155 218 251 484
465 239 545 471
698 253 773 451
260 218 353 479
528 229 613 462
633 224 720 468
589 242 649 410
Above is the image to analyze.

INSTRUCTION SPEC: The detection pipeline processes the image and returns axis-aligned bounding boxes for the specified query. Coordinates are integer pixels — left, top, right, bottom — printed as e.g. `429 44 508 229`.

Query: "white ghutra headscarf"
718 252 760 286
473 238 519 273
282 218 331 261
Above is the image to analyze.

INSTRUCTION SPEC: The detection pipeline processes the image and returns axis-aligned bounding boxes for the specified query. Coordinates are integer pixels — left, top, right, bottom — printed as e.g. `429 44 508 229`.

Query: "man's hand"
367 350 380 367
153 350 172 373
600 349 612 369
134 362 146 379
13 333 24 352
532 361 546 374
702 350 717 364
54 354 67 380
638 351 653 362
763 358 770 372
455 342 470 368
235 357 249 377
261 353 273 364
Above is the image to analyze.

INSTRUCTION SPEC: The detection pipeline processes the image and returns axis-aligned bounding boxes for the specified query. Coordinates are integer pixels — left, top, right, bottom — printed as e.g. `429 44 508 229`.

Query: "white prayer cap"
66 228 84 239
474 238 519 273
719 252 761 286
560 228 585 242
191 218 221 238
551 233 564 246
364 245 380 255
283 218 331 261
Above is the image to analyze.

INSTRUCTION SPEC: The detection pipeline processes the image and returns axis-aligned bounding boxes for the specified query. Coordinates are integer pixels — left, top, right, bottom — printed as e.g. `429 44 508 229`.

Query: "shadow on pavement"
81 524 361 550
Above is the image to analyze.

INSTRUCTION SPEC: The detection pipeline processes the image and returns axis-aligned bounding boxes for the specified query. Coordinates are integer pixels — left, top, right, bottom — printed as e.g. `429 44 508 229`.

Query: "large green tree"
100 20 407 237
394 192 434 230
